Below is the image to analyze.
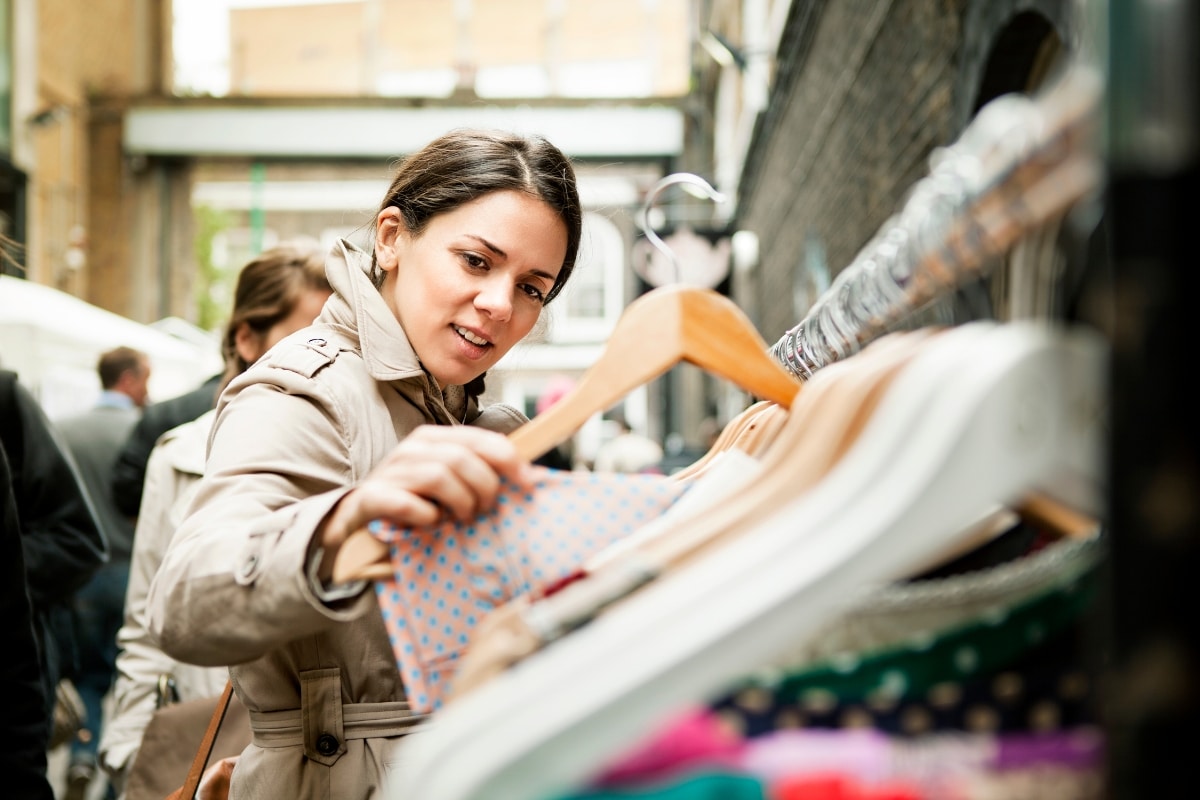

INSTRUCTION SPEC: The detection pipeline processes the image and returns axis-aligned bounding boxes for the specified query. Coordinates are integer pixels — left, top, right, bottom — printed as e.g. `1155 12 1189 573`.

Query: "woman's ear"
234 321 265 365
375 207 404 272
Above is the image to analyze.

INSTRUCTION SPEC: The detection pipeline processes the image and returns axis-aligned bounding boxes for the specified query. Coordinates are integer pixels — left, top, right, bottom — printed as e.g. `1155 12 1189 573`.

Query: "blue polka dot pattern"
372 465 691 712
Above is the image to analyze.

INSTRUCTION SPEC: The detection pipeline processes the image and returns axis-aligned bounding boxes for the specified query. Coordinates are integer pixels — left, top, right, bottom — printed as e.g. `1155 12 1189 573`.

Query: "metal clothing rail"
769 61 1105 380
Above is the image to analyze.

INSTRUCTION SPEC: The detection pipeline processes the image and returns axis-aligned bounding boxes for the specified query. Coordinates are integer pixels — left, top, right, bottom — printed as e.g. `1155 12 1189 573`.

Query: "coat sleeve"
146 374 374 667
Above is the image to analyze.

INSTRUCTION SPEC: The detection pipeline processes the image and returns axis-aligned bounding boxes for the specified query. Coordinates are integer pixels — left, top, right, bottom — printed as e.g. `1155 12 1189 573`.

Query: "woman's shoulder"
217 326 388 448
264 326 362 380
472 402 528 435
230 326 369 398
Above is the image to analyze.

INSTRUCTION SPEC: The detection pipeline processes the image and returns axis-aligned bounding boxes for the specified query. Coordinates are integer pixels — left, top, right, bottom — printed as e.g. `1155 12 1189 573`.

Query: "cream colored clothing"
144 239 526 800
99 409 229 794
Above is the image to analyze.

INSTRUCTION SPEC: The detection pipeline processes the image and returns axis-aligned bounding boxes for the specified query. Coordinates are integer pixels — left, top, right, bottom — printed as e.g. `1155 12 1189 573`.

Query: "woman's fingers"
319 425 535 578
349 482 443 531
358 426 531 528
403 425 529 483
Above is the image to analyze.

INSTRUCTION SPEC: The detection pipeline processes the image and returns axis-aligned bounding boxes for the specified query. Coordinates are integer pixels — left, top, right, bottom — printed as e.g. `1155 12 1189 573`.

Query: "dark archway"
955 0 1075 131
960 6 1084 324
972 11 1063 113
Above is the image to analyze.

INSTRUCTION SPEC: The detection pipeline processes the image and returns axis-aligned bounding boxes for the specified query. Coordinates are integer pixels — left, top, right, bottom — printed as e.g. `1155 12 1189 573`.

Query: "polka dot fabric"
372 465 692 713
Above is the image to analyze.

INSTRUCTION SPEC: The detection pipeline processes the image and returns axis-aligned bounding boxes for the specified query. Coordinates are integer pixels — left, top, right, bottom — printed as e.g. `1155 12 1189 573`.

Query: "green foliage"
193 204 231 331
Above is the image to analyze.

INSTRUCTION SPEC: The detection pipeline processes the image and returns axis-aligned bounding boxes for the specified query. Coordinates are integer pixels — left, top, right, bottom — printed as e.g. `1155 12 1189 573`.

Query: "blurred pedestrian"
99 242 331 795
592 409 663 473
54 347 152 799
143 128 581 799
0 368 108 750
1 438 56 800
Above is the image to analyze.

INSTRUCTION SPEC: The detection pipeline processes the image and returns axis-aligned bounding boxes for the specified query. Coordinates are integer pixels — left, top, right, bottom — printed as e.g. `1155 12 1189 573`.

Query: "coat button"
307 337 328 347
315 733 339 756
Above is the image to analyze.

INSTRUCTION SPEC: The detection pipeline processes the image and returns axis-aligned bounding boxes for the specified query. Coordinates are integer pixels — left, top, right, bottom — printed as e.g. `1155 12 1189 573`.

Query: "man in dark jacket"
0 369 107 737
110 372 221 518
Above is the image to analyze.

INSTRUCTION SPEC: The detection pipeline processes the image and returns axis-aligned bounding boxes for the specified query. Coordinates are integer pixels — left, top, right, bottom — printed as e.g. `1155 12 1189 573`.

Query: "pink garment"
372 465 692 712
590 708 746 789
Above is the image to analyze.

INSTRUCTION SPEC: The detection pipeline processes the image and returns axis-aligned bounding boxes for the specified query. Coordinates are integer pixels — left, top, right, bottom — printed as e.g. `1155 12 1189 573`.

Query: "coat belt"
248 700 426 749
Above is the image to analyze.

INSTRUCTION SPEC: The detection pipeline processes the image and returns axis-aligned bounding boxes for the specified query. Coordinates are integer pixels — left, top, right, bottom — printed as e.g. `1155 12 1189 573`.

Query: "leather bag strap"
172 680 234 800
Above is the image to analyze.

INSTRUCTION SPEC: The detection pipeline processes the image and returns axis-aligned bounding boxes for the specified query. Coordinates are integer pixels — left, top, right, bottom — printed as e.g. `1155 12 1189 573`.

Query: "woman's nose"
474 278 513 321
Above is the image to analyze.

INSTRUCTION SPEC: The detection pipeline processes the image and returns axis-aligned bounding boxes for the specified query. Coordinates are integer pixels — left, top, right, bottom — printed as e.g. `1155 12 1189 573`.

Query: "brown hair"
370 128 582 304
98 346 148 389
219 243 331 391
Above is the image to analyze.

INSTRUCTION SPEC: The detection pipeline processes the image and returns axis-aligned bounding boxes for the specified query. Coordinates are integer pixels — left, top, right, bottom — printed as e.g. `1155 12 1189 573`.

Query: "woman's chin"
430 363 489 389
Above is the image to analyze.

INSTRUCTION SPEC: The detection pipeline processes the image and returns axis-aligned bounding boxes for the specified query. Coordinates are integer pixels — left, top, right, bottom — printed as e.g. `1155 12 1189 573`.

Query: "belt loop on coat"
301 667 346 766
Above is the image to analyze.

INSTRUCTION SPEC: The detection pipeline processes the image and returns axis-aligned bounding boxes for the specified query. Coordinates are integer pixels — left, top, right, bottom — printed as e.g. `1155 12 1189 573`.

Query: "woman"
144 128 582 799
99 242 332 794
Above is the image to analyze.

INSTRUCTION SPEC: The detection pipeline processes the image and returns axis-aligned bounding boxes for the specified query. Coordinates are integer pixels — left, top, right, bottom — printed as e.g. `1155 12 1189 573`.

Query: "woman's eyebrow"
466 235 556 282
466 235 506 258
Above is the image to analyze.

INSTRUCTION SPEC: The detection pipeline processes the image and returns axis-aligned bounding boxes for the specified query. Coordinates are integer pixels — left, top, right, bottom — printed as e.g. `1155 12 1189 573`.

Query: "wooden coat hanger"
507 283 803 463
737 403 790 457
671 400 785 482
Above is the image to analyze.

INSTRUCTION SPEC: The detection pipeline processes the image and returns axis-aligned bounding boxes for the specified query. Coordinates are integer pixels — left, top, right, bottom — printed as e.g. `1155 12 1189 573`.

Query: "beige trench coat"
145 239 526 800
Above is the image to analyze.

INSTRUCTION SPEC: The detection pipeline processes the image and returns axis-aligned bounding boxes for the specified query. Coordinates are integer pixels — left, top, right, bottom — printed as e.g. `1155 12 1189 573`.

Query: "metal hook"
637 173 727 284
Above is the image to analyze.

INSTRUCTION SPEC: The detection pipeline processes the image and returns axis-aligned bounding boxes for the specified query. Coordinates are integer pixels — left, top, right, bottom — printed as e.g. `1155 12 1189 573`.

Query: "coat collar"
320 238 473 425
322 239 425 382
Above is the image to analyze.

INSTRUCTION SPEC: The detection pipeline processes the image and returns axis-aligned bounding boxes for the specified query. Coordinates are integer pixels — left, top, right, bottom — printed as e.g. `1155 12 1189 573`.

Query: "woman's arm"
146 378 361 666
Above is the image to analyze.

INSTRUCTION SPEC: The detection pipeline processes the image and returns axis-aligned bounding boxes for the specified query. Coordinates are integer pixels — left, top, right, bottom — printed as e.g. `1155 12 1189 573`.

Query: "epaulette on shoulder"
267 335 342 379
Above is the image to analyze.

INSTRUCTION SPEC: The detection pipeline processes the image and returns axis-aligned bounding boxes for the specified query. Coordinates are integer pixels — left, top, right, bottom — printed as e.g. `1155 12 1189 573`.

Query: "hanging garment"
372 466 693 712
572 534 1104 794
568 710 1102 800
562 771 767 800
709 531 1103 739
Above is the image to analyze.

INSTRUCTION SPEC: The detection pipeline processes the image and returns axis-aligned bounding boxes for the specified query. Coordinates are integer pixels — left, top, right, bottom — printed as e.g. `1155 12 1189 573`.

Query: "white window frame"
548 212 625 343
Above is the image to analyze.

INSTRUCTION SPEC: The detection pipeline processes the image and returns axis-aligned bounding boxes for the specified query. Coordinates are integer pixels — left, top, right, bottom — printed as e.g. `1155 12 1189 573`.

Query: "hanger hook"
638 173 727 284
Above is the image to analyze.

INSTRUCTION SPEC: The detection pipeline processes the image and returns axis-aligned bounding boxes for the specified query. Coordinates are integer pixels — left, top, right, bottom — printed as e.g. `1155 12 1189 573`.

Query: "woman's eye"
463 253 487 269
520 284 546 303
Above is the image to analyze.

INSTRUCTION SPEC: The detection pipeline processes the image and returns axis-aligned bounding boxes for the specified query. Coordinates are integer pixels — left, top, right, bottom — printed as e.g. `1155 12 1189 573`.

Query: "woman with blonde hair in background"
97 242 332 797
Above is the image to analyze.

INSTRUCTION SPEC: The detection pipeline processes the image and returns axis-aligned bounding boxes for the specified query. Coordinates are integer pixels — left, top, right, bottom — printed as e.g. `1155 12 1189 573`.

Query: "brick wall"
738 0 964 344
736 0 1083 349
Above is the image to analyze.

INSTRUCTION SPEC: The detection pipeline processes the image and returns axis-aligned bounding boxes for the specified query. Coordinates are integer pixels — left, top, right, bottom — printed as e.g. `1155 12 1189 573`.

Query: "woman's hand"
317 426 531 581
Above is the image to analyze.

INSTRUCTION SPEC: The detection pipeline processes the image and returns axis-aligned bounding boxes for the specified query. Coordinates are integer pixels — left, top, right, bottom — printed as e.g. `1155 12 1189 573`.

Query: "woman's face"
375 190 567 387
